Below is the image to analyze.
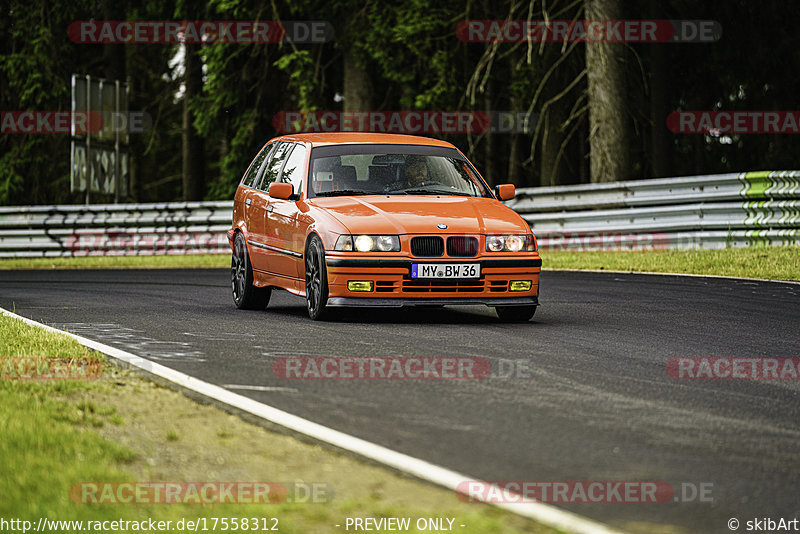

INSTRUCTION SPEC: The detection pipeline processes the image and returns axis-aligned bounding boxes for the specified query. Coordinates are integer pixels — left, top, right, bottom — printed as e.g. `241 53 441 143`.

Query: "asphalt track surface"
2 268 799 533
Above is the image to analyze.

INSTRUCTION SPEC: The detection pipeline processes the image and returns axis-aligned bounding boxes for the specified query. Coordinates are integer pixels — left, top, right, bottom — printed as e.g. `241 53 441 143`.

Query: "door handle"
267 205 274 213
245 198 252 206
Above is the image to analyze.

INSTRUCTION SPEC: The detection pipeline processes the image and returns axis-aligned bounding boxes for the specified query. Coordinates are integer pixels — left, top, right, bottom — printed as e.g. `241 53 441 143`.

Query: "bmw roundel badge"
437 224 448 230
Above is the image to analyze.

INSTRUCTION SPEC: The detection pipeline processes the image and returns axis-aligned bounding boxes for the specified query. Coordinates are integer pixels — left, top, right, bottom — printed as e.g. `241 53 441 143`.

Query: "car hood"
308 195 529 235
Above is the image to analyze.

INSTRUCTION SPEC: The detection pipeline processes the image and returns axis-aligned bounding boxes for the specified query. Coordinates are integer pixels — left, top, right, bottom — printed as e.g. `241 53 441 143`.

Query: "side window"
242 143 274 188
279 144 308 196
256 142 293 190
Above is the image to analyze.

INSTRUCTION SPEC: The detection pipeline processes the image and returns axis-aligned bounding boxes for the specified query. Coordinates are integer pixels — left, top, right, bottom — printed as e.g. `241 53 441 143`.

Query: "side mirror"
268 182 294 200
495 184 515 201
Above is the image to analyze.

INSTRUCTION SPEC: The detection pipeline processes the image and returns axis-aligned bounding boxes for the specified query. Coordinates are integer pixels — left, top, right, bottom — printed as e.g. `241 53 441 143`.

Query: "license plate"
411 263 480 279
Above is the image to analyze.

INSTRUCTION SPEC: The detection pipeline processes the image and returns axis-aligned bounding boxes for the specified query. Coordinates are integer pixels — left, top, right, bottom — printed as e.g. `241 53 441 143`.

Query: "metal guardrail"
510 171 800 250
507 171 800 212
0 202 233 258
0 171 798 257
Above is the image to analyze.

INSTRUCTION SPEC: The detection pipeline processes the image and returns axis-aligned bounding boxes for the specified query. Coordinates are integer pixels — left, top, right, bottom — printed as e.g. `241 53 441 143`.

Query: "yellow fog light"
510 280 532 292
347 281 374 292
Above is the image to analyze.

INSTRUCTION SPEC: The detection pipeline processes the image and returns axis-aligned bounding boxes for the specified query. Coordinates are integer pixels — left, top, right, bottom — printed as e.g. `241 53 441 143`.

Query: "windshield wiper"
315 189 372 197
400 189 474 197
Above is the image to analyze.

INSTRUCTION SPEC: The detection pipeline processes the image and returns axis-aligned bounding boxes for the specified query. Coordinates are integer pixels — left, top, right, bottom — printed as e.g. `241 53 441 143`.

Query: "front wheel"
495 305 536 323
231 232 271 310
305 235 330 321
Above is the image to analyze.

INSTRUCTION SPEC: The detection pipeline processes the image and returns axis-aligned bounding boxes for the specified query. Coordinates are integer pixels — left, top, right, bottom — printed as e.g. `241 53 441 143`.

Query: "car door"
237 143 274 245
249 141 293 273
265 142 308 280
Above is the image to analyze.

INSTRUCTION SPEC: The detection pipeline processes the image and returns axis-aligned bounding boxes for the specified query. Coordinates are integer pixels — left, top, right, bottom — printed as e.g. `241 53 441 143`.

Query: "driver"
405 157 428 187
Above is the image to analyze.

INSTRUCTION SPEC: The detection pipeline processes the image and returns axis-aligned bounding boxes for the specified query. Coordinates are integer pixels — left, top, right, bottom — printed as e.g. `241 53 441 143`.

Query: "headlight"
485 235 536 252
354 235 374 252
334 235 353 251
376 235 397 251
486 236 505 252
335 235 400 252
505 235 524 252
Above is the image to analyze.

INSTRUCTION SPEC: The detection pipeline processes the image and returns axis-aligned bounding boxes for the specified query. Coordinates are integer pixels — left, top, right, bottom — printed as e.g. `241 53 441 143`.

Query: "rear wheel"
495 305 536 323
231 232 271 310
305 235 330 321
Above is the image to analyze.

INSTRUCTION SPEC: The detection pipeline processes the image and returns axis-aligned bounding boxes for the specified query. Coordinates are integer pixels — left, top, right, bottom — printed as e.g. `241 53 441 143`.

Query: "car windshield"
308 145 492 198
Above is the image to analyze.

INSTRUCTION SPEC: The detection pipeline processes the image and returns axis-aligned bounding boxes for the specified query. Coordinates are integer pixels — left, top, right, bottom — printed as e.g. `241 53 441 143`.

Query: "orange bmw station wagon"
227 133 541 321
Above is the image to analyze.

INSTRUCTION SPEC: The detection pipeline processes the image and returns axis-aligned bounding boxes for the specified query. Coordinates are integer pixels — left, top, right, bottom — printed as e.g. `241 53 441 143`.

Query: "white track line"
0 306 625 534
543 267 800 285
222 384 299 393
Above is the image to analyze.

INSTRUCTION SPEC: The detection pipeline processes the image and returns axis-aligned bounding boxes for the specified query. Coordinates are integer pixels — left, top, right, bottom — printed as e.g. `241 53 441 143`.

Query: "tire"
231 232 271 310
304 235 330 321
495 305 536 323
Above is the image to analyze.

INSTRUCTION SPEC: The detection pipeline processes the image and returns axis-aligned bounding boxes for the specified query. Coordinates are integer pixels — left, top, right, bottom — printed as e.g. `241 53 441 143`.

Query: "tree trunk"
540 101 572 186
585 0 630 183
579 117 590 183
537 58 576 187
343 51 373 112
648 45 670 177
102 0 126 82
507 134 520 186
648 0 670 178
507 94 521 186
182 41 204 201
483 81 494 185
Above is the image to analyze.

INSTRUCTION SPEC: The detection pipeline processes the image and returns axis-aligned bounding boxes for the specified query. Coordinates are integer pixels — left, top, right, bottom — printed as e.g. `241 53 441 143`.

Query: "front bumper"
325 255 541 302
326 296 539 308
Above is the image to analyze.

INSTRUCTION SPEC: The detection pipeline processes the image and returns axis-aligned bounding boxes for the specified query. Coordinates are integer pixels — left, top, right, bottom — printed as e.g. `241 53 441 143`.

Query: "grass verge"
0 312 568 534
541 246 800 282
0 254 230 270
